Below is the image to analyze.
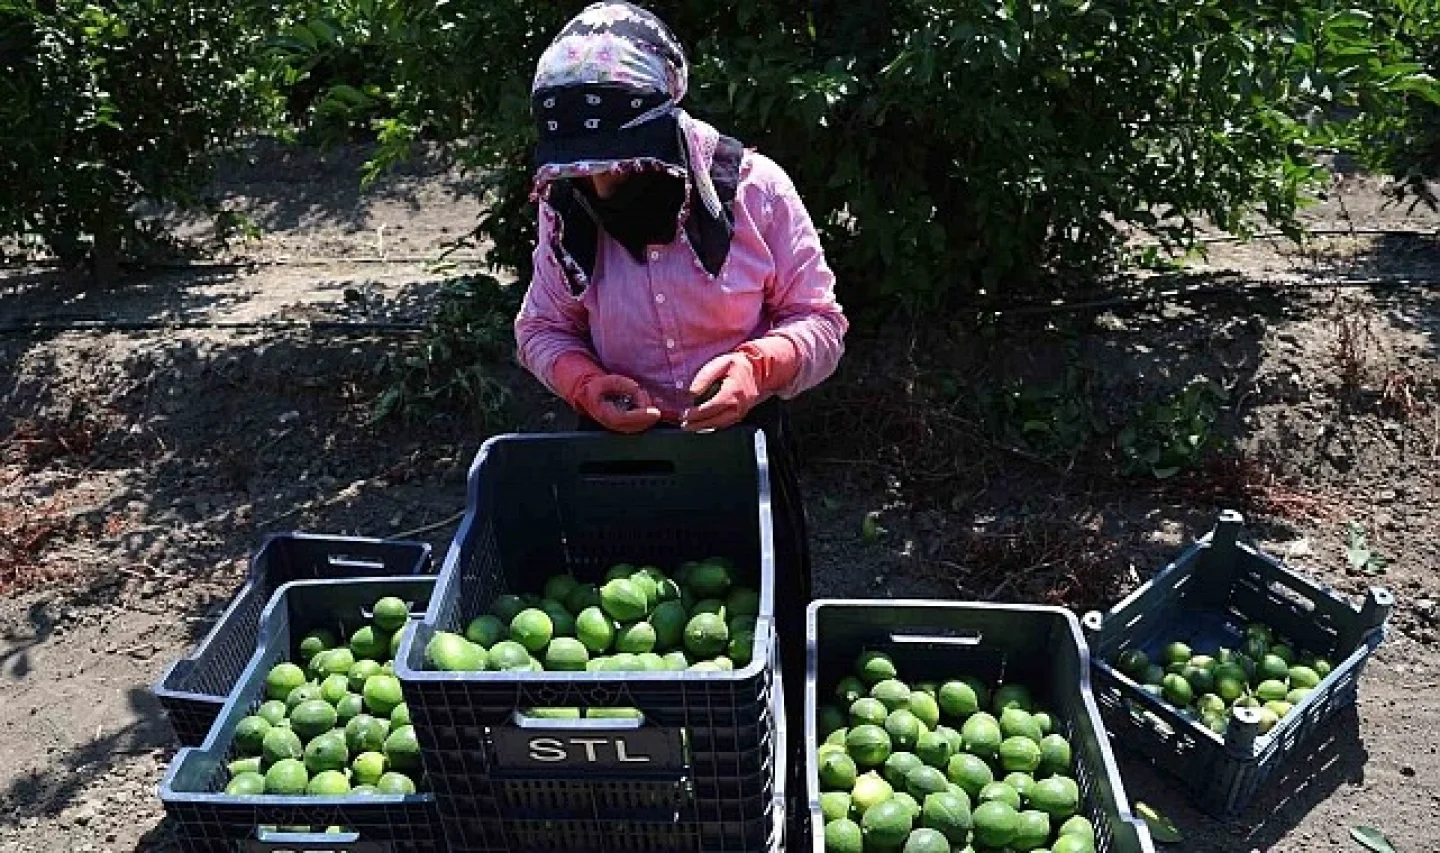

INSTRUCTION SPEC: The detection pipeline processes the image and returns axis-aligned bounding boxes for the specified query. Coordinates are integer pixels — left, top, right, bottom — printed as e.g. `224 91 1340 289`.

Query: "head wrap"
530 2 744 293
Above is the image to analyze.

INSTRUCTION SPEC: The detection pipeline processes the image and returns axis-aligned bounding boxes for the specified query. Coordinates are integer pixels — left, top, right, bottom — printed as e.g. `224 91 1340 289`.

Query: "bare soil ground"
1 140 1438 852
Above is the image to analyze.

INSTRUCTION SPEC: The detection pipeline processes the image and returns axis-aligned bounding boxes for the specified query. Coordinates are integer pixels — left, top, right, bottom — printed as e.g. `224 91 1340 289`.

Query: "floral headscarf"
530 2 744 292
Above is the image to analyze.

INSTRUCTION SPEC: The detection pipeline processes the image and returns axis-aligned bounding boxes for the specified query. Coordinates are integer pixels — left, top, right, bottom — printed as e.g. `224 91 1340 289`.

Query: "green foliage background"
1 0 1437 311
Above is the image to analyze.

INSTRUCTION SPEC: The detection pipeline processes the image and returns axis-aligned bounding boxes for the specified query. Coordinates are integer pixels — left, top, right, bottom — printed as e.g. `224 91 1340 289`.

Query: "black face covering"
578 171 687 263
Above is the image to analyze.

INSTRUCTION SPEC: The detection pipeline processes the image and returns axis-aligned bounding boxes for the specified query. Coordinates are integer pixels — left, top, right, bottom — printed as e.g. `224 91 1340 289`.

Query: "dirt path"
2 141 1439 851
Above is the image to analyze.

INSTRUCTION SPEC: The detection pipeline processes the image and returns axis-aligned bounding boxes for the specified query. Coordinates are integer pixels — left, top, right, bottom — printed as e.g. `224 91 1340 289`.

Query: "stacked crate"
394 428 788 853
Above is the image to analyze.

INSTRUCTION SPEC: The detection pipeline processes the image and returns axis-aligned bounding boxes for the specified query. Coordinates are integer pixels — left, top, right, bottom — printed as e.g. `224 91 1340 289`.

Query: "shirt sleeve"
513 205 596 398
751 155 849 399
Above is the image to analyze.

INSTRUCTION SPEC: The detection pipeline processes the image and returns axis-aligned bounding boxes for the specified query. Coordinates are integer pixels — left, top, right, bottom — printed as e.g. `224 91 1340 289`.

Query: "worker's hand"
575 373 663 433
682 352 760 432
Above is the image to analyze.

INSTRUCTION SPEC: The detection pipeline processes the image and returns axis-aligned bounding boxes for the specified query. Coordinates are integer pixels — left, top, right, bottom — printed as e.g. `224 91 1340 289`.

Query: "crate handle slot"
577 459 677 479
510 709 648 730
323 552 390 572
889 629 983 647
248 825 380 851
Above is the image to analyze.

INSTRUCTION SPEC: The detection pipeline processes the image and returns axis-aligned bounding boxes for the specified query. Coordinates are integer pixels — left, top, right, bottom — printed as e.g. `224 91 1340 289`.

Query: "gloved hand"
553 351 662 433
682 336 801 432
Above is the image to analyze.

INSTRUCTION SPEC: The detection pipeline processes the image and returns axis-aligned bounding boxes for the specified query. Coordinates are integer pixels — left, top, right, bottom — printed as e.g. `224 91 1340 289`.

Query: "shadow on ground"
1111 704 1369 852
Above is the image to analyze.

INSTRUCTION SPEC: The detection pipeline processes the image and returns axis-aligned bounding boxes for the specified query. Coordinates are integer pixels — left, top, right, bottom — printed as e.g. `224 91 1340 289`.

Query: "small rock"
1401 765 1417 777
1377 489 1397 505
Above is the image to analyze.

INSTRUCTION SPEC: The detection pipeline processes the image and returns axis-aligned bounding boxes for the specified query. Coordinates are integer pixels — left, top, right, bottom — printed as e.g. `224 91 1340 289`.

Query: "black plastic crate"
393 429 785 852
803 599 1156 853
1082 510 1394 817
154 533 433 747
159 575 445 852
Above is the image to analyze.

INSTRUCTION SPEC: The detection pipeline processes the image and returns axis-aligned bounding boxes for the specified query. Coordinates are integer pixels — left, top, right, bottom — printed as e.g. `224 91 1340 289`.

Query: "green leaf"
1349 826 1397 853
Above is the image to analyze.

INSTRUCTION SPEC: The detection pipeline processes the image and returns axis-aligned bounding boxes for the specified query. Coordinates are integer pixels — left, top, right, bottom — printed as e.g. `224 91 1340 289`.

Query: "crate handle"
577 459 677 479
888 629 983 647
248 825 384 851
322 552 390 572
510 709 648 730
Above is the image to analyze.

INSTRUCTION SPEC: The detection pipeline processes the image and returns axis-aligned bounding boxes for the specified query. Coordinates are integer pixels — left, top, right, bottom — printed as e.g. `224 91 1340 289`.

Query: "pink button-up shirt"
514 147 849 416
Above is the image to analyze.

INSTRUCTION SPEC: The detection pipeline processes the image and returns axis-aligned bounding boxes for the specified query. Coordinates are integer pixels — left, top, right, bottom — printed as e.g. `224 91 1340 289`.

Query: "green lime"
851 771 895 815
348 659 384 694
1161 673 1193 706
266 663 308 702
1039 733 1072 776
1029 775 1080 819
350 626 389 661
920 790 972 843
1011 809 1052 852
464 615 506 649
256 700 288 727
614 621 657 654
883 751 925 790
961 711 1003 760
979 781 1021 811
824 817 863 853
304 731 350 774
291 699 339 741
1000 707 1043 743
971 800 1020 849
372 596 411 634
234 716 271 756
261 726 304 765
490 594 527 624
298 629 337 664
820 791 853 823
938 680 980 721
390 702 411 728
307 769 351 796
945 752 993 800
264 758 309 795
856 651 898 685
836 675 869 705
352 751 388 786
345 714 390 754
902 828 949 853
1162 641 1193 667
376 772 416 795
575 607 617 654
682 613 729 658
860 799 913 850
509 609 554 654
544 574 579 605
384 724 422 774
819 750 859 791
850 697 889 728
544 637 591 672
488 640 532 671
905 765 950 800
846 724 893 768
319 673 351 706
914 730 954 770
599 579 649 622
885 709 925 751
363 674 405 718
999 736 1042 774
225 771 266 796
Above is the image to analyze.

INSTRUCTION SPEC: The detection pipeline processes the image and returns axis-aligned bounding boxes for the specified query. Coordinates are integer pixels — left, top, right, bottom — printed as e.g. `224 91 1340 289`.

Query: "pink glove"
553 351 662 434
682 336 801 432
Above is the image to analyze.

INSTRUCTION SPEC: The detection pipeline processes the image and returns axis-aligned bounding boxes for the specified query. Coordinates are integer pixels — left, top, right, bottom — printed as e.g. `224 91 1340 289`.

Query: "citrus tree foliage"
346 0 1440 325
0 1 279 274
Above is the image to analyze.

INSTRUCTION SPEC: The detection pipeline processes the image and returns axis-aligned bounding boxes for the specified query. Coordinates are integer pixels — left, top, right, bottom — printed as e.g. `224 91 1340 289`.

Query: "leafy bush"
353 0 1440 326
370 274 523 427
0 0 278 277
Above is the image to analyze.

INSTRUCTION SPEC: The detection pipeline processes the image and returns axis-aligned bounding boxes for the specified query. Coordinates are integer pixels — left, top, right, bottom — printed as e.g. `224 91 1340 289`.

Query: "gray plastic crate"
1082 509 1394 817
393 428 784 852
154 533 433 747
159 575 444 852
803 599 1156 853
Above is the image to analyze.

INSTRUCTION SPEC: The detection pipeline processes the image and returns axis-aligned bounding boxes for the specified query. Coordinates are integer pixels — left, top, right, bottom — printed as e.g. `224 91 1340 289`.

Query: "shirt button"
675 381 685 389
649 249 660 261
666 338 675 349
655 293 665 304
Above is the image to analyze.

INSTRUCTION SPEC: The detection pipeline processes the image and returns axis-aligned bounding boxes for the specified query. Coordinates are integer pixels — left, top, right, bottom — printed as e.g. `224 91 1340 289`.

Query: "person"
512 0 848 738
